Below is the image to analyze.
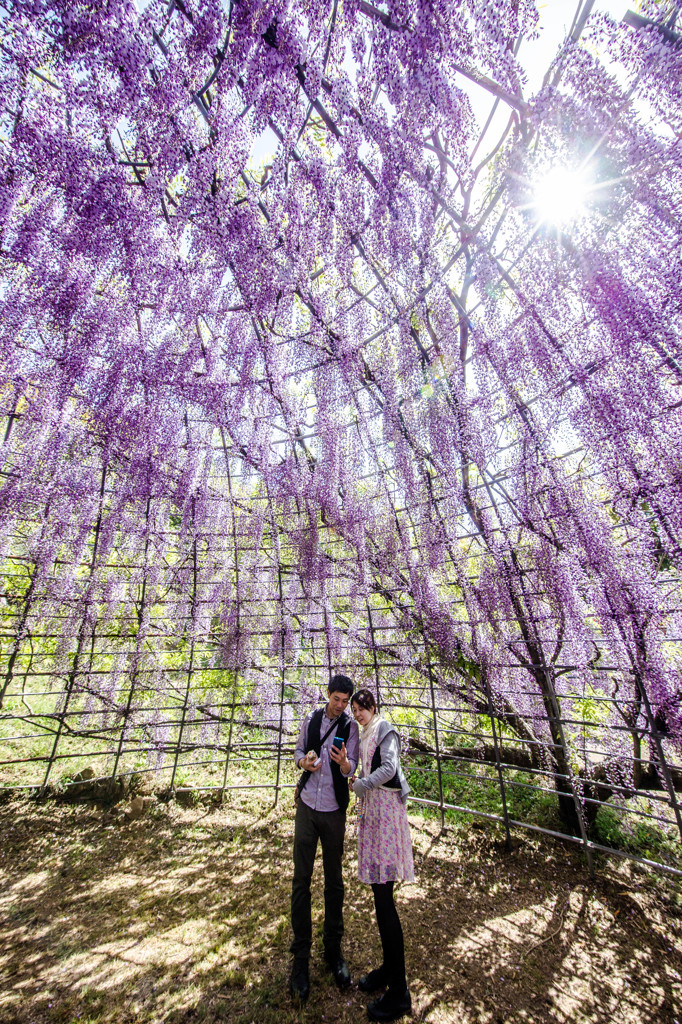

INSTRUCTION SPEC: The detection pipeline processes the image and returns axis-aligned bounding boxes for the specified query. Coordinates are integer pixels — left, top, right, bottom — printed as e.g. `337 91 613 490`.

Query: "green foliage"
565 685 609 726
406 756 562 831
591 804 682 868
453 649 482 683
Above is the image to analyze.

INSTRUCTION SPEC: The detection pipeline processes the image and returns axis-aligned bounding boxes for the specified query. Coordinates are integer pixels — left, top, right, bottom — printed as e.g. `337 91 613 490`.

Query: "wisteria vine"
1 0 681 840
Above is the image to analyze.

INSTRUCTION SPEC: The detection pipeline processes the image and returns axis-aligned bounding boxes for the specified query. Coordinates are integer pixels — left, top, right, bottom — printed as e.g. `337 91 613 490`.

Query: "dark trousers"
372 881 407 993
291 800 346 961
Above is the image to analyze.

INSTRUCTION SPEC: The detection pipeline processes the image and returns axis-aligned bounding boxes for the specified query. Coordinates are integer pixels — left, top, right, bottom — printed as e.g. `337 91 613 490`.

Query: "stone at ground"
125 795 145 820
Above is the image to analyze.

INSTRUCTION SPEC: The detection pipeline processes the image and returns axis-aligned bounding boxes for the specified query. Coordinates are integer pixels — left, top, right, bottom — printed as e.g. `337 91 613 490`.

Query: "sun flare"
532 165 593 226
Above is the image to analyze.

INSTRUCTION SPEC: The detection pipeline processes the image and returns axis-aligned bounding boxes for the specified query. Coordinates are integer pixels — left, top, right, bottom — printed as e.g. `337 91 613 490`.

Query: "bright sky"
466 0 635 163
248 0 636 166
522 0 632 94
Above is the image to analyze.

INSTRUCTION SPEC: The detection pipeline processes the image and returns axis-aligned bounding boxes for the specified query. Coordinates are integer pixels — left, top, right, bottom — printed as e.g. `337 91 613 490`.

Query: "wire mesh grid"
1 0 682 881
1 402 681 880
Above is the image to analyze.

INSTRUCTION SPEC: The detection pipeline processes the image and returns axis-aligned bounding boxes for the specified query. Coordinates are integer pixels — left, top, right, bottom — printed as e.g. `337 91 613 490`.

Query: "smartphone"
332 736 344 750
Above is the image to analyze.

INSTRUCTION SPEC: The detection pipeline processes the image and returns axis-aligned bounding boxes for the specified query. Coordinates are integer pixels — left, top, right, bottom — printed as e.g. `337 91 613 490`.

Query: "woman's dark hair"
351 687 376 712
328 673 354 697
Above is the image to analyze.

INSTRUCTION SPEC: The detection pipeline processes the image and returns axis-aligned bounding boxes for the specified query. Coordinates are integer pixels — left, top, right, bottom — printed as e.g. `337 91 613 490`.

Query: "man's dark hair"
328 673 354 697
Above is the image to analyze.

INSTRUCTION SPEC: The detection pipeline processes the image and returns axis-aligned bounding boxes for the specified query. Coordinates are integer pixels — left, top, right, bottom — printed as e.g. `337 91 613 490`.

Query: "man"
289 674 359 1004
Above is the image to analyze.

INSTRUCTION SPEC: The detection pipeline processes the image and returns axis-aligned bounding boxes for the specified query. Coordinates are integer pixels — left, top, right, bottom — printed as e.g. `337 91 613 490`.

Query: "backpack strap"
294 708 338 803
306 707 335 755
294 709 352 811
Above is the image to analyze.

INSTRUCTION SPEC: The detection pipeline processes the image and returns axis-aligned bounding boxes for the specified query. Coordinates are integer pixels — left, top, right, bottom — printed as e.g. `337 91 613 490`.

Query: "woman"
351 688 414 1022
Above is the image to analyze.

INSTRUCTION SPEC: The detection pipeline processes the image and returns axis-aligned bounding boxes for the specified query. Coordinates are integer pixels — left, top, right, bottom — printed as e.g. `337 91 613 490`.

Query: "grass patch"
0 795 681 1024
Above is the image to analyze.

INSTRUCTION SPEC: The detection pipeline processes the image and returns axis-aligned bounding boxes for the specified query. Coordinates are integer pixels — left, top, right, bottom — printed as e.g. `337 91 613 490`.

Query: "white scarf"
359 712 383 775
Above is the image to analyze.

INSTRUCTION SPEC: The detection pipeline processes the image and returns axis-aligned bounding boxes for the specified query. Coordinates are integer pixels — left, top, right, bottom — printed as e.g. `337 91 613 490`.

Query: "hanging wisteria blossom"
0 0 681 851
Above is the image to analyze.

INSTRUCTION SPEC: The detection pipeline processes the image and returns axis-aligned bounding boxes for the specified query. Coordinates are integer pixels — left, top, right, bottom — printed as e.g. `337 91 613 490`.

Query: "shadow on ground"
0 795 680 1024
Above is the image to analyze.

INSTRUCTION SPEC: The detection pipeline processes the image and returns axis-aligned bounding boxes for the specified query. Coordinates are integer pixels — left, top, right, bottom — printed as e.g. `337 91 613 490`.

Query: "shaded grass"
0 793 681 1024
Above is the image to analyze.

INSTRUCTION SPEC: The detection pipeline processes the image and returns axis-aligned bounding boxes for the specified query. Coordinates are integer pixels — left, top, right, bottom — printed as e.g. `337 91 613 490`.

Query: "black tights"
371 881 407 993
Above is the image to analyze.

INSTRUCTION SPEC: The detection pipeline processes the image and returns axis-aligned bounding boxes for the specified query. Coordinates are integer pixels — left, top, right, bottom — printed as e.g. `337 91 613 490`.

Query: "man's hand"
330 741 351 775
300 753 321 772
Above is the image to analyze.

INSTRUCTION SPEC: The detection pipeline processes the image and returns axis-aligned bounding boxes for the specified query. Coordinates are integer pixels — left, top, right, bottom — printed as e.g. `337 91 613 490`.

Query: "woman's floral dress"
357 729 415 884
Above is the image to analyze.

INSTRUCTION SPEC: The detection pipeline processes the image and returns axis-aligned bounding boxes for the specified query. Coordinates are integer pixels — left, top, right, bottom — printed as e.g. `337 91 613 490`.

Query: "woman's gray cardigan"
353 720 410 804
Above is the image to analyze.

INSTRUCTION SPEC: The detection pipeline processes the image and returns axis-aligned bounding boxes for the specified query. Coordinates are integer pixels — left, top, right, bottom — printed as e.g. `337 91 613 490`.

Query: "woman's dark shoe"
289 959 310 1004
367 987 412 1022
358 966 389 992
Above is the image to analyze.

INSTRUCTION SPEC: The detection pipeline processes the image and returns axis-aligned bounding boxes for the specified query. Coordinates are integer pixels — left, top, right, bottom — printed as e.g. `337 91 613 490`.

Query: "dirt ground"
0 793 681 1024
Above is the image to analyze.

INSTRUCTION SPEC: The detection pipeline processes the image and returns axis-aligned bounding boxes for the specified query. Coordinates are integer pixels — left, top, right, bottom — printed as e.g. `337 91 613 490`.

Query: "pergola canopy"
1 0 681 872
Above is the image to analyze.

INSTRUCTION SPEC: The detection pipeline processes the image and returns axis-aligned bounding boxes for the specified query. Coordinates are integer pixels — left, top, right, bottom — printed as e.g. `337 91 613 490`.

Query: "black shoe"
358 966 388 992
289 959 310 1004
367 987 412 1022
325 953 351 989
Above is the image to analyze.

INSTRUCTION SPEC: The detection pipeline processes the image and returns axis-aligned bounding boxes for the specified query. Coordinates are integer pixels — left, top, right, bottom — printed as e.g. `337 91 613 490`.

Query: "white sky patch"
467 1 634 160
248 1 637 168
